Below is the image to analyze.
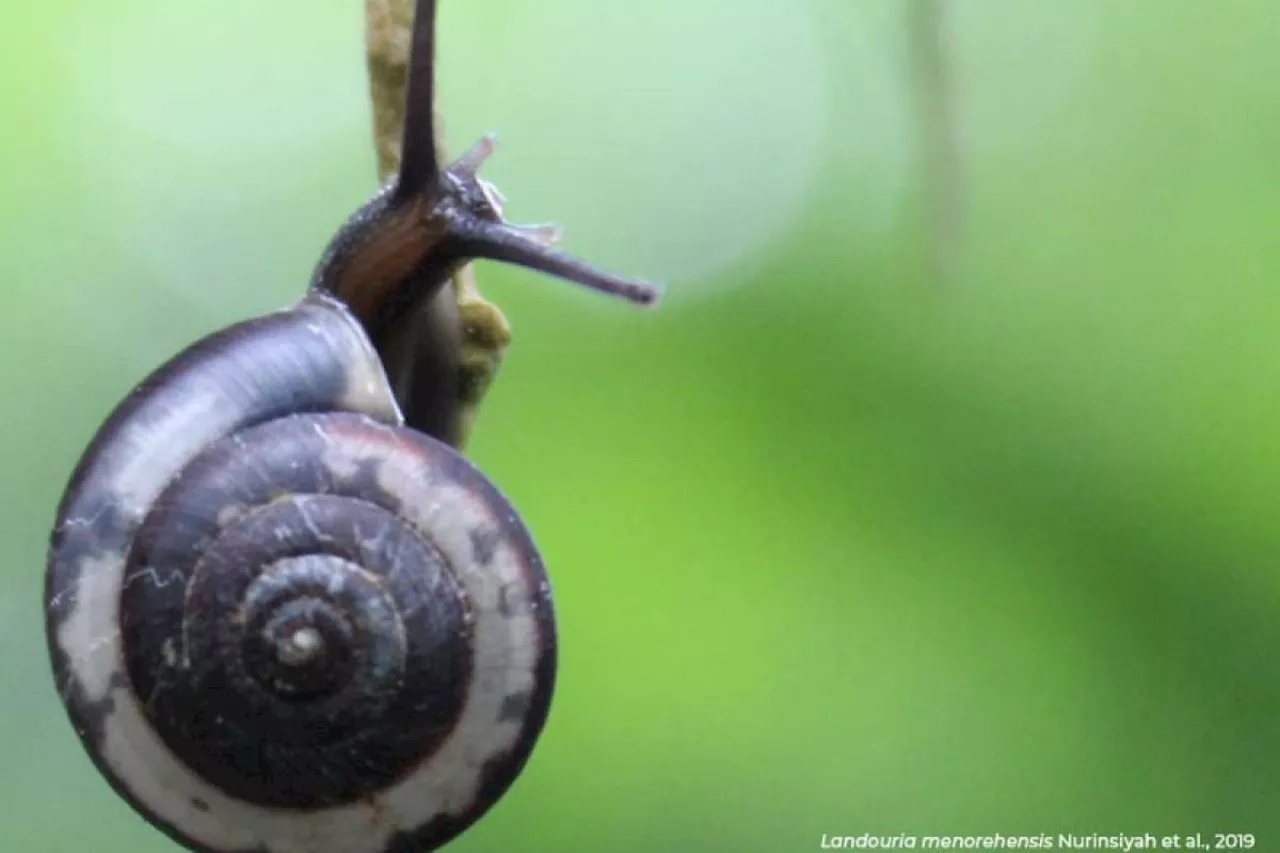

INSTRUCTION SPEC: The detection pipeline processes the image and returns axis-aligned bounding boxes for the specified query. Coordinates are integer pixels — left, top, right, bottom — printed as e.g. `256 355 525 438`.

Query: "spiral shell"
45 295 556 853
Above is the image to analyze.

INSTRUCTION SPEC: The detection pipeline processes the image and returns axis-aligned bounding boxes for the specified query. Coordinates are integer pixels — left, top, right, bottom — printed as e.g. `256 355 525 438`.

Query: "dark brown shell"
45 294 556 853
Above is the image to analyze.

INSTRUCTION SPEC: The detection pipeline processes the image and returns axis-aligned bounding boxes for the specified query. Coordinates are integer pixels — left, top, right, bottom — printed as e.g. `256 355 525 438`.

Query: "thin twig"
906 0 965 284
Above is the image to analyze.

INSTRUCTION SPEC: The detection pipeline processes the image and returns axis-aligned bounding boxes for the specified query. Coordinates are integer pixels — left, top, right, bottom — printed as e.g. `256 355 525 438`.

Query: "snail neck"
309 184 462 339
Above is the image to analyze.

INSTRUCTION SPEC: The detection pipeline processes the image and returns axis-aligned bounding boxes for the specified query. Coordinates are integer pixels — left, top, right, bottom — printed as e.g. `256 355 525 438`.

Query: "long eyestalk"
452 222 659 305
394 0 661 306
318 0 661 318
393 0 442 200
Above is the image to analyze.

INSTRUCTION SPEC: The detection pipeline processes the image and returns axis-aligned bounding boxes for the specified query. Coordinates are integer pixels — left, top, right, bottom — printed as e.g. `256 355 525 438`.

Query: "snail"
43 1 659 852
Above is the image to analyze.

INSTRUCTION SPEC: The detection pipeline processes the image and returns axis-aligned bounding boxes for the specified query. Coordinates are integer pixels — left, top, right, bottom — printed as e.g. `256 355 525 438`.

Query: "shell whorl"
45 295 556 853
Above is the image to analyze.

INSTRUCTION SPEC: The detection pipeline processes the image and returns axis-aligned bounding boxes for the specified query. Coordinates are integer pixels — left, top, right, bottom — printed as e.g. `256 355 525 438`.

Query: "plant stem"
363 0 512 445
907 0 965 284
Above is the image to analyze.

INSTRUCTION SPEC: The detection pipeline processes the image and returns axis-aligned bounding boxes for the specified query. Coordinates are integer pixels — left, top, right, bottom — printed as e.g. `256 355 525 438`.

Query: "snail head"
387 0 660 307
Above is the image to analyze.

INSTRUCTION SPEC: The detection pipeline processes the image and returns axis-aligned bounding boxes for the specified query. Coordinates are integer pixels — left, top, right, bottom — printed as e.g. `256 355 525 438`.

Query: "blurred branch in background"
906 0 966 284
364 0 512 446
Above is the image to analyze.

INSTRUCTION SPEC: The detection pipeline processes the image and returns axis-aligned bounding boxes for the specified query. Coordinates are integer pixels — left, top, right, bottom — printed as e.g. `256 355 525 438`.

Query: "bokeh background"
2 0 1277 850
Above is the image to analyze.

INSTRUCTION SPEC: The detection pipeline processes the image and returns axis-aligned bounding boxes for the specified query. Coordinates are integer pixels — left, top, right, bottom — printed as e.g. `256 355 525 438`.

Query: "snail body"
44 1 658 852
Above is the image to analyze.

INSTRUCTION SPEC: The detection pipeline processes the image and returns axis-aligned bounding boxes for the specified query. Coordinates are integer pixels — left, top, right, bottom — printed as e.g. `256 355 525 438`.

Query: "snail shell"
46 295 556 853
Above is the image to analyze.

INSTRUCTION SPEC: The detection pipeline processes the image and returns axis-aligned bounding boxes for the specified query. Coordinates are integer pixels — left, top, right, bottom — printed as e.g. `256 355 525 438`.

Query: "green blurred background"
2 0 1277 850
